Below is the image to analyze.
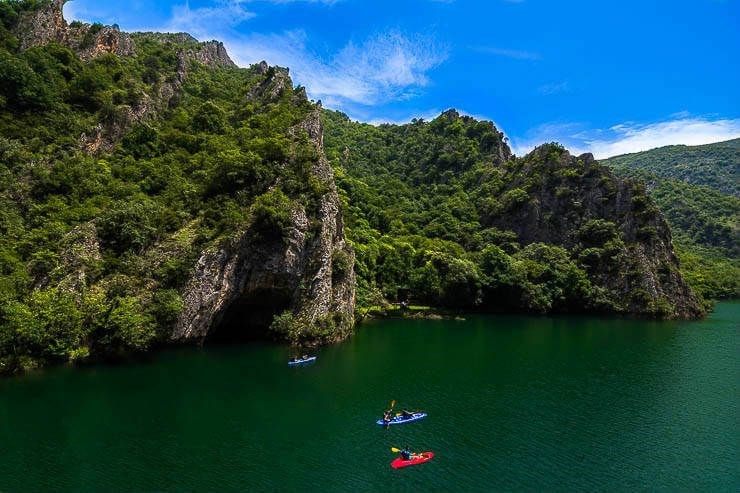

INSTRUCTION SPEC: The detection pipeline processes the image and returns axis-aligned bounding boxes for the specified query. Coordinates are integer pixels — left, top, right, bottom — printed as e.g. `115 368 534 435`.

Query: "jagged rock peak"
489 145 703 318
17 0 135 59
193 39 235 68
172 108 356 346
255 60 270 74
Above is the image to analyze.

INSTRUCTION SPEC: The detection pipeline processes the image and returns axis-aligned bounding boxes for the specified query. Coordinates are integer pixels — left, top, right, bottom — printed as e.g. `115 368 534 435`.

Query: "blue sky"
63 0 740 158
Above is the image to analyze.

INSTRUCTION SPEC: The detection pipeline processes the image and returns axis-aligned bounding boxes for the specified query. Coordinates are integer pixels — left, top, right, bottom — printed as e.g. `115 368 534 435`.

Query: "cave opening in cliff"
208 288 293 343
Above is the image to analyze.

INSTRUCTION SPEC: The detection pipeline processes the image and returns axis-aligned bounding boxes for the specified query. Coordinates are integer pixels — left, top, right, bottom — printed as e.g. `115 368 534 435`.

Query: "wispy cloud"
165 1 256 38
588 117 740 158
65 0 341 36
63 1 121 26
538 81 569 95
472 46 541 60
226 30 447 106
510 115 740 159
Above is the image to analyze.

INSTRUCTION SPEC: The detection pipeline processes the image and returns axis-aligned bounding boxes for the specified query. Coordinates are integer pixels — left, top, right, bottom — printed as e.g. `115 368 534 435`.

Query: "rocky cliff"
173 105 356 345
0 0 356 375
17 0 134 59
486 145 702 318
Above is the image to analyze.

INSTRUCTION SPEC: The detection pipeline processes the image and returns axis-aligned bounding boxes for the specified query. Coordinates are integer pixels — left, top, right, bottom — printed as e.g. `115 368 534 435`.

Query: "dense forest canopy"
323 110 701 317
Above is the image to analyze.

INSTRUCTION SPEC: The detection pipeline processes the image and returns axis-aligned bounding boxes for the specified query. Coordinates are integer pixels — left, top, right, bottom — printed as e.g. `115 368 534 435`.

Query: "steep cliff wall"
173 105 355 345
484 145 702 317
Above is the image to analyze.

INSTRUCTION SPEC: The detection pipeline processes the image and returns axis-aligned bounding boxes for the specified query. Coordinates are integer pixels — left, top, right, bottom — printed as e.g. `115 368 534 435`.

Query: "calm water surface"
1 303 738 492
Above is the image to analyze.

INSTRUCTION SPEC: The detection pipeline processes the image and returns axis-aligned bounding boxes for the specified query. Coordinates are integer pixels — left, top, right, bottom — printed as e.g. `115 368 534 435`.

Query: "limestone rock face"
18 0 134 59
173 108 355 345
487 145 703 318
17 0 69 50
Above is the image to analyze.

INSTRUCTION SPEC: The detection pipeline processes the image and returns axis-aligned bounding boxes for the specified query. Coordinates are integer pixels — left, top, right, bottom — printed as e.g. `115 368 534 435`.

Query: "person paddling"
400 445 412 461
382 409 393 428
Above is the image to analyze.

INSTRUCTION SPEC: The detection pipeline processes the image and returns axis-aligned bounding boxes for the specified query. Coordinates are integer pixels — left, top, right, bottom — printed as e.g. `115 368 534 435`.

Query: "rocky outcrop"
247 66 292 100
173 107 355 345
16 0 69 50
487 144 703 318
17 0 134 59
16 1 235 153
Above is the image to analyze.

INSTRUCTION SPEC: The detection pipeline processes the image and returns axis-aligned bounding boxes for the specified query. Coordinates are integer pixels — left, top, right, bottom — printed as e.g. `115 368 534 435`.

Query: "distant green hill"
602 140 739 299
603 138 739 196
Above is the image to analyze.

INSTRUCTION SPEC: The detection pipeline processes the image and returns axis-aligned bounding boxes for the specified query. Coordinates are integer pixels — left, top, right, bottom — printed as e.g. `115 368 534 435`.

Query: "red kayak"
391 452 434 469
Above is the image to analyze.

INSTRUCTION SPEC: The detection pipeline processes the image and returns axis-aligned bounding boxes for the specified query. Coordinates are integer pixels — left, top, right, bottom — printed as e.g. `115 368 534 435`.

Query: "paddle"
391 447 401 453
396 409 424 416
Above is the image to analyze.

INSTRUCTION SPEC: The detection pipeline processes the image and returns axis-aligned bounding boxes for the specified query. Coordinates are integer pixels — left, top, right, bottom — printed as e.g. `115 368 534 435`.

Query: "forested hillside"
604 139 739 196
0 0 355 374
602 140 739 299
323 110 702 317
0 0 710 375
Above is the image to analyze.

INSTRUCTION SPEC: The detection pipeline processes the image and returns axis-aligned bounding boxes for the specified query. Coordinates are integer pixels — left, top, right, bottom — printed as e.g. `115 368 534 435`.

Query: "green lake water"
1 302 738 492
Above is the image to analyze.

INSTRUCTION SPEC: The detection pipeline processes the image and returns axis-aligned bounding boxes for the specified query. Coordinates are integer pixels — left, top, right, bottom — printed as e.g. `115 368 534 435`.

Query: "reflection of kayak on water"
287 356 316 365
391 451 434 469
376 412 427 426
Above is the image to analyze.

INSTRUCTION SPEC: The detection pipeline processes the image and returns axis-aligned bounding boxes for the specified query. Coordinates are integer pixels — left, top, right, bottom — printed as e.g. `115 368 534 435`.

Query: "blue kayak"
288 356 316 366
376 412 427 426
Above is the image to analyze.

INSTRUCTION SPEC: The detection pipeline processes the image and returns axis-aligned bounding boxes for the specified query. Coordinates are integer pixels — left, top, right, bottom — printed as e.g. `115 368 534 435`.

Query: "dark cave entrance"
207 288 292 343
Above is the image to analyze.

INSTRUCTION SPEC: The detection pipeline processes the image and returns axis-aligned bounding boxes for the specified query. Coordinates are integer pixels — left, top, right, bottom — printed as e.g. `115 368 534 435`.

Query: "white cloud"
64 0 446 112
63 1 121 25
588 117 740 158
510 115 740 159
65 0 340 34
538 81 569 95
471 46 541 60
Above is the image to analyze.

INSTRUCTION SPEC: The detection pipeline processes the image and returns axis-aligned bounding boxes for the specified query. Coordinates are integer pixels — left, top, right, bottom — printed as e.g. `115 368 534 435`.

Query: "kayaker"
383 409 393 427
401 446 411 461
